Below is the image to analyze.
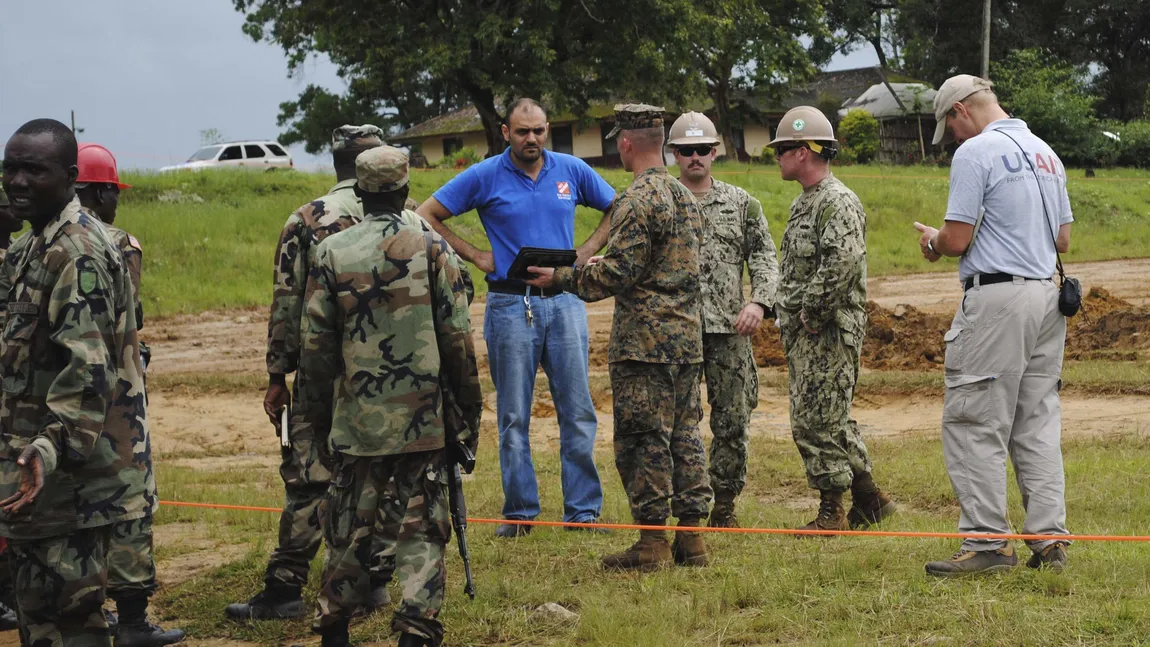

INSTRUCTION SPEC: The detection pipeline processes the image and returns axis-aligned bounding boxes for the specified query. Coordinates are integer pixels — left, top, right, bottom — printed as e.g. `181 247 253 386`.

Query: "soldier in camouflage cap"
1 118 148 646
528 102 714 571
300 144 482 647
332 124 385 151
229 123 424 621
771 107 896 534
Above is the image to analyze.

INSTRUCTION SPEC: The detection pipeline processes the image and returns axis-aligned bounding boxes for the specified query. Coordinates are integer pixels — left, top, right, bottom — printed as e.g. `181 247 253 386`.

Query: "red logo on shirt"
556 181 571 198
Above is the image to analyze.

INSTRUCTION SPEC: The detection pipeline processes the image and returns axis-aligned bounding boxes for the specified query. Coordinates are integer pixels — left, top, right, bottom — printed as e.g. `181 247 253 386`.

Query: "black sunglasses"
676 145 714 157
775 144 807 157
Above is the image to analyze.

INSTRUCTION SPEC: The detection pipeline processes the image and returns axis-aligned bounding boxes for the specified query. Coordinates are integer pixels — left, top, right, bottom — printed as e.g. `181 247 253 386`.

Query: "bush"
1108 120 1150 168
749 147 776 164
435 146 481 169
838 110 879 164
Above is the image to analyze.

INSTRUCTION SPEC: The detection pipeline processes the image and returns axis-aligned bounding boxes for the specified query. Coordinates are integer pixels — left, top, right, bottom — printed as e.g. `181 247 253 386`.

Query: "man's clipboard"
505 247 578 281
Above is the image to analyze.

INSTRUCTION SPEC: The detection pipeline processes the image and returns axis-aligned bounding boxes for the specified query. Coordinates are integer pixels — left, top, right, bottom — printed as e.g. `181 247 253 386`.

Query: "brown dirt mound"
749 303 950 371
1066 287 1150 360
587 287 1149 373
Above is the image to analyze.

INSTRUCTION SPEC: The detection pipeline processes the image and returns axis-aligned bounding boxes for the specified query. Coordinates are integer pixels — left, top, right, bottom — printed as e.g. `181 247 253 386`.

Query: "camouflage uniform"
776 173 872 491
0 198 147 646
697 179 778 499
554 154 711 524
264 126 426 592
98 224 161 604
298 146 481 644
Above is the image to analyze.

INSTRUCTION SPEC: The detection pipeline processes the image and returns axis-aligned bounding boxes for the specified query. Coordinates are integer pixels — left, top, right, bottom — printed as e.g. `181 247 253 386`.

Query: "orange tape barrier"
159 500 1150 542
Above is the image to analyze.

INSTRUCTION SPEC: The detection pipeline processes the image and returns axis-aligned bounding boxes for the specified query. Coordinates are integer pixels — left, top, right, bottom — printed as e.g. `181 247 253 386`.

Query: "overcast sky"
0 1 879 172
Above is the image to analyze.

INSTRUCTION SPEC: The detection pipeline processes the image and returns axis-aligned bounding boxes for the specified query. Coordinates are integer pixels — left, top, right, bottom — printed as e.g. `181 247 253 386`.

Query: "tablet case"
506 247 578 280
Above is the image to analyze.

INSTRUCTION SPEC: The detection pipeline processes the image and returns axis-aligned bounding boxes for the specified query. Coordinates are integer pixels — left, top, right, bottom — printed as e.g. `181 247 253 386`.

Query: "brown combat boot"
708 491 739 528
797 489 848 537
671 517 710 567
847 472 898 529
601 529 673 572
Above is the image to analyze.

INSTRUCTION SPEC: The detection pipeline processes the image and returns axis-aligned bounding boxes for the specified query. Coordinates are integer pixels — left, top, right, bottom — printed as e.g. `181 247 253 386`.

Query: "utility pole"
981 0 991 78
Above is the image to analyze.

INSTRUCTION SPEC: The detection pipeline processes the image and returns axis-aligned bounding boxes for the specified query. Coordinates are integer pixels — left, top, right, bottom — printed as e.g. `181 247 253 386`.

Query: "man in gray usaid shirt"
913 75 1073 576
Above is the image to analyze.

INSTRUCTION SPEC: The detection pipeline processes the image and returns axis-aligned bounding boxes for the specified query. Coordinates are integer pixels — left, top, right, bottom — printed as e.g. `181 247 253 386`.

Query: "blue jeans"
483 291 602 522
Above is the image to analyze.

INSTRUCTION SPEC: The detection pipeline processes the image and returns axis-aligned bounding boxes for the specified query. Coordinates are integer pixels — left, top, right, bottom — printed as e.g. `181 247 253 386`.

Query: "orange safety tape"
159 501 1150 542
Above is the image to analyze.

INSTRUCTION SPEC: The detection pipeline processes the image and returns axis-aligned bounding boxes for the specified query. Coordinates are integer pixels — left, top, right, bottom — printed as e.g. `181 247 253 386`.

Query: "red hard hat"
77 143 131 189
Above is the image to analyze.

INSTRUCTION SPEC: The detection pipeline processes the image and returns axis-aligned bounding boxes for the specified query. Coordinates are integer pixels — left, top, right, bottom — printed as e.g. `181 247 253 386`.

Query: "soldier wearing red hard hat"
75 144 185 647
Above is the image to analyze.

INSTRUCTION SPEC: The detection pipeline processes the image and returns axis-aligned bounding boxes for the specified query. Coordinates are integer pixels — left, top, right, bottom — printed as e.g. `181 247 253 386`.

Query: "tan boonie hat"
668 111 720 146
332 124 385 151
355 146 409 193
932 75 995 144
605 103 665 139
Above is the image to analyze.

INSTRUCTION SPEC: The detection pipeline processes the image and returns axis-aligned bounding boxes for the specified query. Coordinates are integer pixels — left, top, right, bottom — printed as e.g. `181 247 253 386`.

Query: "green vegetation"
116 165 1150 317
154 429 1150 646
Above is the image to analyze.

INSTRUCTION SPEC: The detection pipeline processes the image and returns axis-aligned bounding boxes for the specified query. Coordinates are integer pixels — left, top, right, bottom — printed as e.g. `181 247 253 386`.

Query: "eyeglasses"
675 145 714 157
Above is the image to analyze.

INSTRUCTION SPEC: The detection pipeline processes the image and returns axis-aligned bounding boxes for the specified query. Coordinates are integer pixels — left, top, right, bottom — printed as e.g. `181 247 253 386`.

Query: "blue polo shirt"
432 149 616 281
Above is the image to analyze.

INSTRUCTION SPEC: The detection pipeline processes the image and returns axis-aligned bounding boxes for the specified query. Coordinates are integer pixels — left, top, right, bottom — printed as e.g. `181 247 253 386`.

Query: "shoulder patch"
79 268 98 294
127 234 141 251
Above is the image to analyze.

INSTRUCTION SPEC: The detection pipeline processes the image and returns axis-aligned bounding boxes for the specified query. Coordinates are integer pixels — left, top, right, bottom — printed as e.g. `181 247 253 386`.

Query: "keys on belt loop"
523 285 534 327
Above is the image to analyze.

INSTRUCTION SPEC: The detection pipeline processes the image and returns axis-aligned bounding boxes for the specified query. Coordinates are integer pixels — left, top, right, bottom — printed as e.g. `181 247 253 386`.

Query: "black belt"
962 273 1043 291
486 279 562 298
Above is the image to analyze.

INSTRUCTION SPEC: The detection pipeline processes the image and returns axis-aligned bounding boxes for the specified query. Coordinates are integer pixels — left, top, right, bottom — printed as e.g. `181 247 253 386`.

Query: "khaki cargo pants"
941 277 1070 553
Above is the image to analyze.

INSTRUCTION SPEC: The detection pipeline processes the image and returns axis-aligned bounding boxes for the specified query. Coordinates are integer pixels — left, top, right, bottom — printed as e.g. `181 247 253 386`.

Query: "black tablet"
506 246 578 280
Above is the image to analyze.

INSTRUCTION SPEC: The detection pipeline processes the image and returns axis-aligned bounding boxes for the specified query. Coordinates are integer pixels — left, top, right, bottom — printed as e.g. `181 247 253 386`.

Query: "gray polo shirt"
945 119 1073 281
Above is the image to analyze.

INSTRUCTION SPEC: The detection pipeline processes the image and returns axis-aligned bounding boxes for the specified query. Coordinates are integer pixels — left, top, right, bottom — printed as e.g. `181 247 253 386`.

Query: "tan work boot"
671 518 710 567
601 529 673 572
925 544 1018 577
708 492 739 528
797 489 848 537
847 472 898 529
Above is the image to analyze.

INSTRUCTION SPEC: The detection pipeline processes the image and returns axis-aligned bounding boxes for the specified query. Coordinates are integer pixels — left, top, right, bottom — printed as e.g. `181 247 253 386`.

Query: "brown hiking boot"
925 544 1018 577
1026 541 1069 572
796 489 848 537
671 518 710 567
601 529 673 572
848 473 897 529
708 492 739 528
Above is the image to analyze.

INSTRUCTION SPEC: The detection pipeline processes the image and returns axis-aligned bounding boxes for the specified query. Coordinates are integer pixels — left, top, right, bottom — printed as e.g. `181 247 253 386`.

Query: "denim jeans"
483 291 602 522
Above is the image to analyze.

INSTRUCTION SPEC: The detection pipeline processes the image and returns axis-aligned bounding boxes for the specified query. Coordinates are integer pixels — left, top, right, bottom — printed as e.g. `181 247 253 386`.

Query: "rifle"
446 442 476 600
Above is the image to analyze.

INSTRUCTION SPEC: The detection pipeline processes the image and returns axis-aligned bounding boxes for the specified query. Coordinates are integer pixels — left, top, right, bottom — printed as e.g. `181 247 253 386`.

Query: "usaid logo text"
1001 151 1064 178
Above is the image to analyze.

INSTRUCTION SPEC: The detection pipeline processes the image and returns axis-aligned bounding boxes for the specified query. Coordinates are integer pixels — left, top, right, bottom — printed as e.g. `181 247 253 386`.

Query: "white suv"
160 141 293 172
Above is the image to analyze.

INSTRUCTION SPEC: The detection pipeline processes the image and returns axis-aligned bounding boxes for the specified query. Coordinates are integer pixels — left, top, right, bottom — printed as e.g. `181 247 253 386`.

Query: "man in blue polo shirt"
417 98 616 537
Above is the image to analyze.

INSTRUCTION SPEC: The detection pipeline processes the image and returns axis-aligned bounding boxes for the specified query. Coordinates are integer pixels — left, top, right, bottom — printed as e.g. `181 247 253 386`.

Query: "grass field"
116 164 1150 317
153 427 1150 646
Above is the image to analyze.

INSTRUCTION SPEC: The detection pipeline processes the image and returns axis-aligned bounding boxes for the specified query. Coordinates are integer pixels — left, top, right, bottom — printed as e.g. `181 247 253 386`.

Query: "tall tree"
690 0 826 157
234 0 701 155
819 0 901 69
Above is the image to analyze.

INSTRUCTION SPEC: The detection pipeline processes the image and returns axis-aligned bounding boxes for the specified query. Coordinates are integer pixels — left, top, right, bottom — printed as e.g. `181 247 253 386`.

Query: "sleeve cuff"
30 437 58 476
553 266 577 292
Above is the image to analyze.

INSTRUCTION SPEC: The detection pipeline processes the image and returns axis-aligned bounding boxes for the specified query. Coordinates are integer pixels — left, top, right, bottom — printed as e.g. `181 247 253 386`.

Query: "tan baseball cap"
932 75 995 144
355 146 409 193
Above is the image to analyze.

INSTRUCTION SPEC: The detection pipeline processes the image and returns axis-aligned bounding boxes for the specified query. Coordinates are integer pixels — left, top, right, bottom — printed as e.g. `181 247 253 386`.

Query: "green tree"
234 0 701 155
992 49 1101 164
690 0 826 157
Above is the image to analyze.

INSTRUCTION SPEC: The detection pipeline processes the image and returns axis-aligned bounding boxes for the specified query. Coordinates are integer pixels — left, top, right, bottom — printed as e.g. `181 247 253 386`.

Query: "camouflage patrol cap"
605 103 666 139
332 124 385 151
355 145 410 193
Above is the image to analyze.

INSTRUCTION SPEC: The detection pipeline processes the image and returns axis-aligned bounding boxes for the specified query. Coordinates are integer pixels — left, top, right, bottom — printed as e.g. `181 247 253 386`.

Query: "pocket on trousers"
942 375 996 425
612 370 672 436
